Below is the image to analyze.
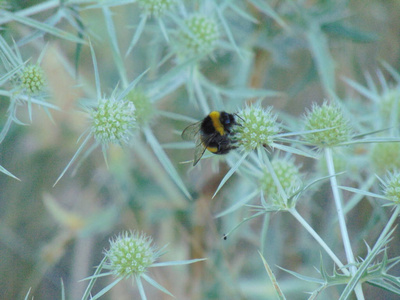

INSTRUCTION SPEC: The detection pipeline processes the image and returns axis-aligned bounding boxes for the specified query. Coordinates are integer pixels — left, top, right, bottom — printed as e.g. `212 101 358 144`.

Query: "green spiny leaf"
259 251 287 300
0 10 86 44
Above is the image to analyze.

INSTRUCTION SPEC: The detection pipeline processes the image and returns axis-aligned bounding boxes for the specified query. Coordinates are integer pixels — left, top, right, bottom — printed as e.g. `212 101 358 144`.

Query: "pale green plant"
1 1 400 300
82 231 205 300
54 43 142 185
0 35 58 179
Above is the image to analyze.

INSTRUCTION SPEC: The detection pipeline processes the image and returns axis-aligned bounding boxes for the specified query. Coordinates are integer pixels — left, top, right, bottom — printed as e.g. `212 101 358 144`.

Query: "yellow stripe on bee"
209 111 225 135
206 146 218 153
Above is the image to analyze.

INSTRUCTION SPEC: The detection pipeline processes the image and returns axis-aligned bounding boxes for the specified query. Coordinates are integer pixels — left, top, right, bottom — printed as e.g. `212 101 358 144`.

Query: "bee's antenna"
234 113 244 122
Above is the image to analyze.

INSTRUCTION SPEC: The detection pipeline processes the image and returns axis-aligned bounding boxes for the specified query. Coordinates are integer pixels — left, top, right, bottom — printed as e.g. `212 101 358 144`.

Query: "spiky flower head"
371 142 400 174
303 102 352 147
137 0 176 17
127 89 154 125
234 105 279 152
105 231 158 278
259 159 302 207
176 14 219 58
19 64 46 94
379 88 400 119
383 172 400 205
90 98 136 145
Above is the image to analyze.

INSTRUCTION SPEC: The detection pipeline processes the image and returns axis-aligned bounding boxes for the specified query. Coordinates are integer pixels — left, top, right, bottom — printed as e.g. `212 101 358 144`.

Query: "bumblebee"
181 111 238 166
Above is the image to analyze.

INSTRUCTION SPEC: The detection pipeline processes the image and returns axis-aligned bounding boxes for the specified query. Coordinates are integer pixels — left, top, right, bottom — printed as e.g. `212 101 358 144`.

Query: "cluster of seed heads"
259 159 302 207
106 231 157 277
90 98 136 145
177 14 219 57
303 102 352 147
137 0 176 17
379 88 400 119
19 64 46 94
371 142 400 174
235 105 279 152
260 159 301 196
384 173 400 204
128 89 154 126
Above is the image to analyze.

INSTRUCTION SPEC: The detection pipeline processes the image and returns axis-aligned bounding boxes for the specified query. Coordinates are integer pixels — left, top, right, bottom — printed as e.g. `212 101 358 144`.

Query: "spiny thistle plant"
210 104 317 199
258 158 302 208
215 96 400 299
371 142 400 174
19 64 46 95
303 102 352 148
127 89 155 126
0 36 57 179
383 172 400 205
54 44 140 185
89 98 136 145
54 90 138 186
123 0 177 55
2 1 400 300
234 105 280 152
106 231 159 278
175 14 219 59
379 88 400 119
0 36 54 125
82 231 205 300
137 0 176 18
55 44 191 199
344 63 400 128
144 2 276 115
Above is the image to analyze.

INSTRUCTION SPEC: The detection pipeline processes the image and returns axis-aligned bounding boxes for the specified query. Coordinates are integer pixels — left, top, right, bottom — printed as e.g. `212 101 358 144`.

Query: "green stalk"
0 0 59 26
374 205 400 247
261 150 347 273
325 147 364 300
339 205 400 299
262 151 288 204
289 208 349 274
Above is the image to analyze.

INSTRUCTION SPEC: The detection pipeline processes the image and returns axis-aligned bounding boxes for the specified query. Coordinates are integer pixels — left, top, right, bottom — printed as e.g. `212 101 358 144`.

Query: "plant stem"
0 1 59 25
374 205 400 247
325 147 364 300
262 149 348 273
325 148 355 266
289 208 349 275
262 151 288 204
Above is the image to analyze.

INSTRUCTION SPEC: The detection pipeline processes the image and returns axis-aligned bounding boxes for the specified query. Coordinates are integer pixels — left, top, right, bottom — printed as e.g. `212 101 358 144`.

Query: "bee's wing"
182 121 205 166
193 132 220 166
193 142 207 166
181 122 202 141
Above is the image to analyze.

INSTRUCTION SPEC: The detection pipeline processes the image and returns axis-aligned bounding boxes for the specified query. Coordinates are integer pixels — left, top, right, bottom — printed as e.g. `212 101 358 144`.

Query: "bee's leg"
230 138 239 147
216 140 233 154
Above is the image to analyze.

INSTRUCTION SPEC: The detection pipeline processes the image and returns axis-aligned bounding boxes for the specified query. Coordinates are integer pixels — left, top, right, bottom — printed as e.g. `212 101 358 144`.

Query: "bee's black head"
220 111 236 129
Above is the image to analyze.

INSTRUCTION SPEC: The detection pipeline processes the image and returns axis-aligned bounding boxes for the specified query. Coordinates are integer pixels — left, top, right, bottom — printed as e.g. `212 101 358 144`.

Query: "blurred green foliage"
1 0 400 299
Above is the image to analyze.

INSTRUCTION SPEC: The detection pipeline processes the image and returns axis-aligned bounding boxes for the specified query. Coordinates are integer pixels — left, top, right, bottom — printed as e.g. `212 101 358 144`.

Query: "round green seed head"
259 159 302 197
371 142 400 174
379 88 400 120
234 105 279 152
176 14 219 57
20 64 46 94
127 89 154 125
137 0 176 17
106 231 158 278
90 98 136 145
303 102 352 147
384 172 400 204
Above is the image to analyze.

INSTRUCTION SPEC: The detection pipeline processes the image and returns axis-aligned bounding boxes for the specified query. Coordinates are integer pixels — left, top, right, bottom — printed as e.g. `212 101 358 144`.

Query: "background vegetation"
1 0 400 299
